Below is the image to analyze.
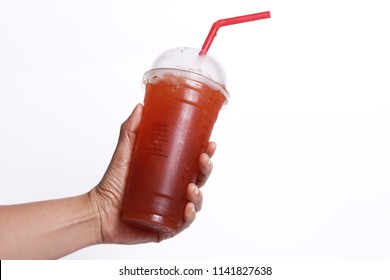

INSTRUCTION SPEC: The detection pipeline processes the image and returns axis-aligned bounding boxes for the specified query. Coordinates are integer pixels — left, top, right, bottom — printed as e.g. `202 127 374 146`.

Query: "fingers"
179 183 203 232
181 202 196 232
196 142 217 187
111 104 143 164
196 153 213 187
179 142 217 232
187 183 203 212
119 103 143 147
205 141 217 158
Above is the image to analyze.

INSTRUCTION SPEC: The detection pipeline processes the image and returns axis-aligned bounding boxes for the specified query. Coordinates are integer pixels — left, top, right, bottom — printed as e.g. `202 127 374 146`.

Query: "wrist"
86 190 104 245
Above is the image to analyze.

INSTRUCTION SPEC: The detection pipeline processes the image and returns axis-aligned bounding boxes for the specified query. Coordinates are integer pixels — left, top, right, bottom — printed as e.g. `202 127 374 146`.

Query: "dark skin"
0 104 216 259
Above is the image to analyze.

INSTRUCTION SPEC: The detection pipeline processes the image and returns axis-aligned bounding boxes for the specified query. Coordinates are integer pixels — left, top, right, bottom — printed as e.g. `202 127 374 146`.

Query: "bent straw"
199 11 271 56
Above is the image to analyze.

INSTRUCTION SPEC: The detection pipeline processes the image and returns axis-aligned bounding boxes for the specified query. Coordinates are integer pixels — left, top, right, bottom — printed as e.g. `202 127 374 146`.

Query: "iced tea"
122 72 226 233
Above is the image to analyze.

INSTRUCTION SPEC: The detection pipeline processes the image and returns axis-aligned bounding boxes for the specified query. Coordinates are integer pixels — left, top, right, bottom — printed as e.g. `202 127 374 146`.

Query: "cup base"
122 212 180 234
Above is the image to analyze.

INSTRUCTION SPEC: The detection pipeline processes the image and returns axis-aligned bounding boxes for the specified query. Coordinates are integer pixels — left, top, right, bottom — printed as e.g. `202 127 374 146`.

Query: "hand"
88 104 217 244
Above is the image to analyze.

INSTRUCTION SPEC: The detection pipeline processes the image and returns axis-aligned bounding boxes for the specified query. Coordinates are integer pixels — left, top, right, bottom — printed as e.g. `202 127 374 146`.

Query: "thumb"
111 103 143 165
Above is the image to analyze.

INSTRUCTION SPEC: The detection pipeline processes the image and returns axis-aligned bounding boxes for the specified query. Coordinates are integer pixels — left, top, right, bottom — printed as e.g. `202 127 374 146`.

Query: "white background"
0 0 389 260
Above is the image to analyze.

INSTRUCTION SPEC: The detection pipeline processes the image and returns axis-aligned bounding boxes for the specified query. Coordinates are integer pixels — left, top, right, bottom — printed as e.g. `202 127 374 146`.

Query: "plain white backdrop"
1 0 389 260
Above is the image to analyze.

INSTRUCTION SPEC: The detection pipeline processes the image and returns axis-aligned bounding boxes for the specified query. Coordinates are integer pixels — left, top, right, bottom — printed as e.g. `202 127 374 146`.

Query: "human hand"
88 104 217 244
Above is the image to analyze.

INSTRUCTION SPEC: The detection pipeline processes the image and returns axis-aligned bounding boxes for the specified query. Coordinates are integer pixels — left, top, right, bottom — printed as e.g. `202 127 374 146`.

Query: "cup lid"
144 47 229 101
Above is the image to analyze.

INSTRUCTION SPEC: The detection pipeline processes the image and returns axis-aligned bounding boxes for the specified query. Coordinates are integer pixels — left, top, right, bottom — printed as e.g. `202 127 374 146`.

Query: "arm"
0 104 216 259
0 194 100 259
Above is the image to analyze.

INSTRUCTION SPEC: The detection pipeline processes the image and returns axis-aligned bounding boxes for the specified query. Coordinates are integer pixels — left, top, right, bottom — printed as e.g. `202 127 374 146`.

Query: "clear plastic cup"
122 47 229 233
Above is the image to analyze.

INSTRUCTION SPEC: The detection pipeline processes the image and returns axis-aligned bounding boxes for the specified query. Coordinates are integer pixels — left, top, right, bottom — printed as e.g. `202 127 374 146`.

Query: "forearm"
0 193 102 259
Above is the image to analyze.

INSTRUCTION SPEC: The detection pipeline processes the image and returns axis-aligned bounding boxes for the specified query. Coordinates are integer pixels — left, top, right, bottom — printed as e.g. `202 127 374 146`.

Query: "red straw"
199 11 271 55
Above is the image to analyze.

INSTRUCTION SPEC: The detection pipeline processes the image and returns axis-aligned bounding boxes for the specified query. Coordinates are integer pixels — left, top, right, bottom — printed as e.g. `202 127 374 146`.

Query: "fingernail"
191 203 196 214
192 184 199 195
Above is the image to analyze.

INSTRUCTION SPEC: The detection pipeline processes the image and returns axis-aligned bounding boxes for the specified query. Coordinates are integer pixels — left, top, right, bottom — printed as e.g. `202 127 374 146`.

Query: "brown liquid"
122 73 226 233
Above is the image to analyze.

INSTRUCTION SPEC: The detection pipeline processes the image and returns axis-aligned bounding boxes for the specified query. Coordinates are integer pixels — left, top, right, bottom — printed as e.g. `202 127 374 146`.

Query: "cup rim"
143 67 229 104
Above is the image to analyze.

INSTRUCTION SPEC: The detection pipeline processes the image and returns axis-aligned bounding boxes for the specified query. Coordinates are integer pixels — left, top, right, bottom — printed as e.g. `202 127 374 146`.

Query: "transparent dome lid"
143 47 229 101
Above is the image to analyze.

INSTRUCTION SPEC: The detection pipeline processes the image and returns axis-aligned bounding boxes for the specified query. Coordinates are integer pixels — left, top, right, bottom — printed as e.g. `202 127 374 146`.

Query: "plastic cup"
121 47 229 234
